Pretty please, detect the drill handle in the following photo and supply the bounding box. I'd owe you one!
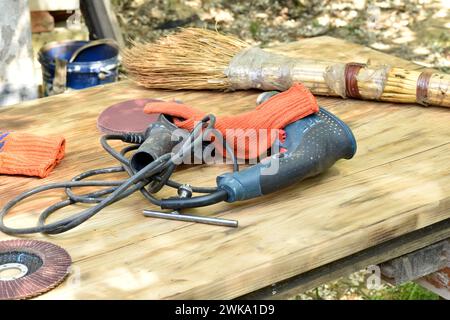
[217,108,357,202]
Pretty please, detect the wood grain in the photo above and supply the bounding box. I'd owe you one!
[240,218,450,299]
[0,37,449,299]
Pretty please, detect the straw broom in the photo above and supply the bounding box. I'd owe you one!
[123,28,450,108]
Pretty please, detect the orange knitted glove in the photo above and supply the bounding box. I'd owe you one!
[144,83,319,159]
[0,131,65,178]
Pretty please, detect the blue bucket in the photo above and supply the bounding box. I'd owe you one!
[38,40,119,96]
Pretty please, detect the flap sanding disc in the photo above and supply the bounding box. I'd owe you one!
[0,240,72,300]
[97,99,162,134]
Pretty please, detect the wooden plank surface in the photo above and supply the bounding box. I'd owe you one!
[0,36,449,299]
[240,219,450,299]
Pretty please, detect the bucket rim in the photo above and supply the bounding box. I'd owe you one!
[38,39,119,66]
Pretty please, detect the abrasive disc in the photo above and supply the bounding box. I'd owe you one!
[97,99,162,134]
[0,240,72,300]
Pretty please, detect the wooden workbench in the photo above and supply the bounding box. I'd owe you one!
[0,37,449,299]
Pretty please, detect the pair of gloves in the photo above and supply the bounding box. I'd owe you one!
[0,82,317,177]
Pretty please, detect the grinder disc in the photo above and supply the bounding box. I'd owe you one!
[97,99,162,134]
[0,240,72,300]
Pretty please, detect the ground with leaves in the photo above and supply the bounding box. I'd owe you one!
[113,0,449,72]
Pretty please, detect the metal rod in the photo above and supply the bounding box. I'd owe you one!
[143,210,238,228]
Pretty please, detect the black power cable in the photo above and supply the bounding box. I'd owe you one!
[0,115,237,236]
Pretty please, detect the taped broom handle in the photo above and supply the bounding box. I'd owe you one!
[227,48,450,107]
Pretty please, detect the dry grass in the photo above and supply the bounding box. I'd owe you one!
[122,27,248,90]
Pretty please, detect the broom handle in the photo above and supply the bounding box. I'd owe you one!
[226,48,450,107]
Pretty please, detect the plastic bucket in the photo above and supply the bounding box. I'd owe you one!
[38,40,119,96]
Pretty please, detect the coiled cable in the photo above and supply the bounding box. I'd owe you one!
[0,115,237,235]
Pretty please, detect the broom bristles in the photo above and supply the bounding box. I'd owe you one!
[123,28,450,107]
[122,28,249,90]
